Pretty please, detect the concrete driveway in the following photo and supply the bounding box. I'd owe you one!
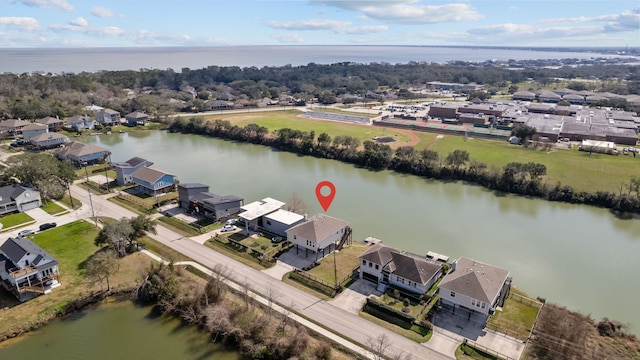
[329,279,381,314]
[432,305,525,360]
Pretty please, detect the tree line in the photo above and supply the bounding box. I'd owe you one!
[168,117,640,214]
[1,61,638,120]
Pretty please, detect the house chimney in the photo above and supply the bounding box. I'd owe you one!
[451,260,457,272]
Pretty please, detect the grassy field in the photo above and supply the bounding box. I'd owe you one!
[197,110,640,193]
[0,220,154,336]
[205,110,414,149]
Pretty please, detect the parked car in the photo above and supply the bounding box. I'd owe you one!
[226,218,238,225]
[271,236,283,243]
[18,229,34,237]
[220,224,236,232]
[39,222,57,231]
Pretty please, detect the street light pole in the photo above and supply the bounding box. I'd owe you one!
[83,162,97,226]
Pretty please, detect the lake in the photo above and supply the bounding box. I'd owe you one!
[0,300,239,360]
[81,130,640,334]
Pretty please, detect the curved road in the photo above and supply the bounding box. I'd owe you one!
[70,184,451,360]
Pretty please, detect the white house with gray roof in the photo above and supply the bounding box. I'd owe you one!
[0,184,41,215]
[285,214,350,259]
[21,123,48,141]
[0,237,60,301]
[56,141,110,167]
[359,243,442,295]
[439,257,511,316]
[29,132,69,149]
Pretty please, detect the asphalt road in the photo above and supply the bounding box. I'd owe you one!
[70,184,452,360]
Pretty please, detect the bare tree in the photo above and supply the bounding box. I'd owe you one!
[367,334,391,360]
[285,192,309,215]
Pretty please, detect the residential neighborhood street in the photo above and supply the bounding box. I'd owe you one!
[63,184,455,360]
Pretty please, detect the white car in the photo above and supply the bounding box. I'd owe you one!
[18,229,34,237]
[220,224,237,232]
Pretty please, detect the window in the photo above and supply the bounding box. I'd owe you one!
[471,299,476,306]
[368,262,372,268]
[266,220,271,225]
[362,259,366,265]
[481,302,486,309]
[450,291,456,298]
[375,264,379,270]
[398,277,405,284]
[293,235,296,240]
[476,301,480,307]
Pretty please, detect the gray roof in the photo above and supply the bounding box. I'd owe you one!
[0,237,57,268]
[125,157,151,167]
[131,167,172,184]
[56,141,109,159]
[30,133,68,143]
[360,243,441,285]
[285,214,349,244]
[199,192,243,206]
[440,257,509,303]
[37,117,63,125]
[125,111,148,119]
[22,123,48,131]
[0,184,35,206]
[179,183,209,190]
[0,119,30,128]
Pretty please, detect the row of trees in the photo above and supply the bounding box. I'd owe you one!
[168,117,640,214]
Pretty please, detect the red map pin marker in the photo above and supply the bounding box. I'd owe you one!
[315,181,336,212]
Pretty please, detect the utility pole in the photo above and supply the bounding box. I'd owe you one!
[83,162,97,226]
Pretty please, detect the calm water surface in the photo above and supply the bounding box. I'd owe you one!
[0,300,239,360]
[82,131,640,334]
[0,45,623,74]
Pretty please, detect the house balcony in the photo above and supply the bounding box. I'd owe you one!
[8,265,38,281]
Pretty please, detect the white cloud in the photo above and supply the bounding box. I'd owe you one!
[540,8,639,32]
[69,17,88,27]
[0,16,41,31]
[267,19,388,35]
[311,0,482,24]
[267,19,350,31]
[86,26,125,37]
[91,6,121,18]
[130,29,194,45]
[272,33,304,43]
[0,31,47,47]
[20,0,73,12]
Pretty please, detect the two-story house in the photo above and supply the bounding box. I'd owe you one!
[21,123,49,141]
[96,108,121,125]
[36,116,64,132]
[285,214,350,260]
[359,243,442,295]
[0,237,60,301]
[0,184,42,215]
[130,167,176,196]
[177,183,244,221]
[66,115,95,131]
[56,141,111,167]
[29,133,69,150]
[125,111,150,126]
[113,157,154,185]
[439,257,511,318]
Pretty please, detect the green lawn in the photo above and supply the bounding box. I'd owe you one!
[307,243,367,284]
[487,296,541,341]
[41,201,67,215]
[204,236,274,270]
[376,293,423,318]
[59,194,82,210]
[206,110,413,148]
[0,212,34,229]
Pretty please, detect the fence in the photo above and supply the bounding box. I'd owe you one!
[509,292,543,308]
[462,338,516,360]
[291,265,358,295]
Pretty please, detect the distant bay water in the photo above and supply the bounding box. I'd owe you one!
[0,45,625,74]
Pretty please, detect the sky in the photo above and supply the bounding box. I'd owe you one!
[0,0,638,48]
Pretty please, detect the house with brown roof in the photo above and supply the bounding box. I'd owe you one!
[285,214,351,260]
[359,243,443,295]
[55,141,110,167]
[439,257,511,316]
[130,167,176,196]
[29,132,69,150]
[0,119,31,135]
[0,237,60,301]
[21,123,48,141]
[36,116,64,131]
